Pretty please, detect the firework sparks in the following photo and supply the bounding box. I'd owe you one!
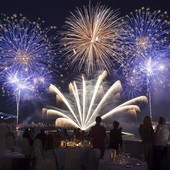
[6,71,33,92]
[0,14,60,93]
[60,3,123,75]
[117,48,170,99]
[116,7,170,99]
[46,71,147,130]
[116,47,170,120]
[4,70,35,125]
[121,7,170,59]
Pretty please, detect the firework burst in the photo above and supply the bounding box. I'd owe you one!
[60,3,123,75]
[45,71,147,130]
[4,70,35,125]
[116,7,170,99]
[5,71,34,94]
[116,48,170,99]
[0,14,61,95]
[121,7,170,59]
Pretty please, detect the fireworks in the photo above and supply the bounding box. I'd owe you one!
[60,3,123,75]
[0,14,60,94]
[46,71,147,130]
[117,48,170,99]
[5,70,35,125]
[115,7,170,99]
[7,72,32,92]
[121,7,170,59]
[4,70,36,97]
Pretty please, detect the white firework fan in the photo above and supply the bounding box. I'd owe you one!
[46,71,148,130]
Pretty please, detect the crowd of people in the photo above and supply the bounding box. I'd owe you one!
[89,115,170,170]
[0,115,169,170]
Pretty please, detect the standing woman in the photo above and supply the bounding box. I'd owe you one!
[153,116,170,170]
[139,116,154,170]
[108,120,122,152]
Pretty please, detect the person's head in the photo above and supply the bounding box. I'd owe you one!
[23,128,30,135]
[143,116,152,126]
[40,129,45,134]
[95,116,102,124]
[82,130,85,135]
[113,121,119,129]
[44,134,54,150]
[158,116,166,125]
[63,128,68,135]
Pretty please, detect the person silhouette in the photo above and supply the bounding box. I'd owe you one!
[90,116,106,158]
[108,120,122,152]
[139,116,154,170]
[153,116,170,170]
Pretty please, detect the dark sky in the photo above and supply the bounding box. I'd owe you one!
[0,0,170,29]
[0,0,170,123]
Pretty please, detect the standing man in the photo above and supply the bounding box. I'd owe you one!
[90,116,106,158]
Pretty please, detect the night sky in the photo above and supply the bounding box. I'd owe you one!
[0,0,170,28]
[0,0,170,124]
